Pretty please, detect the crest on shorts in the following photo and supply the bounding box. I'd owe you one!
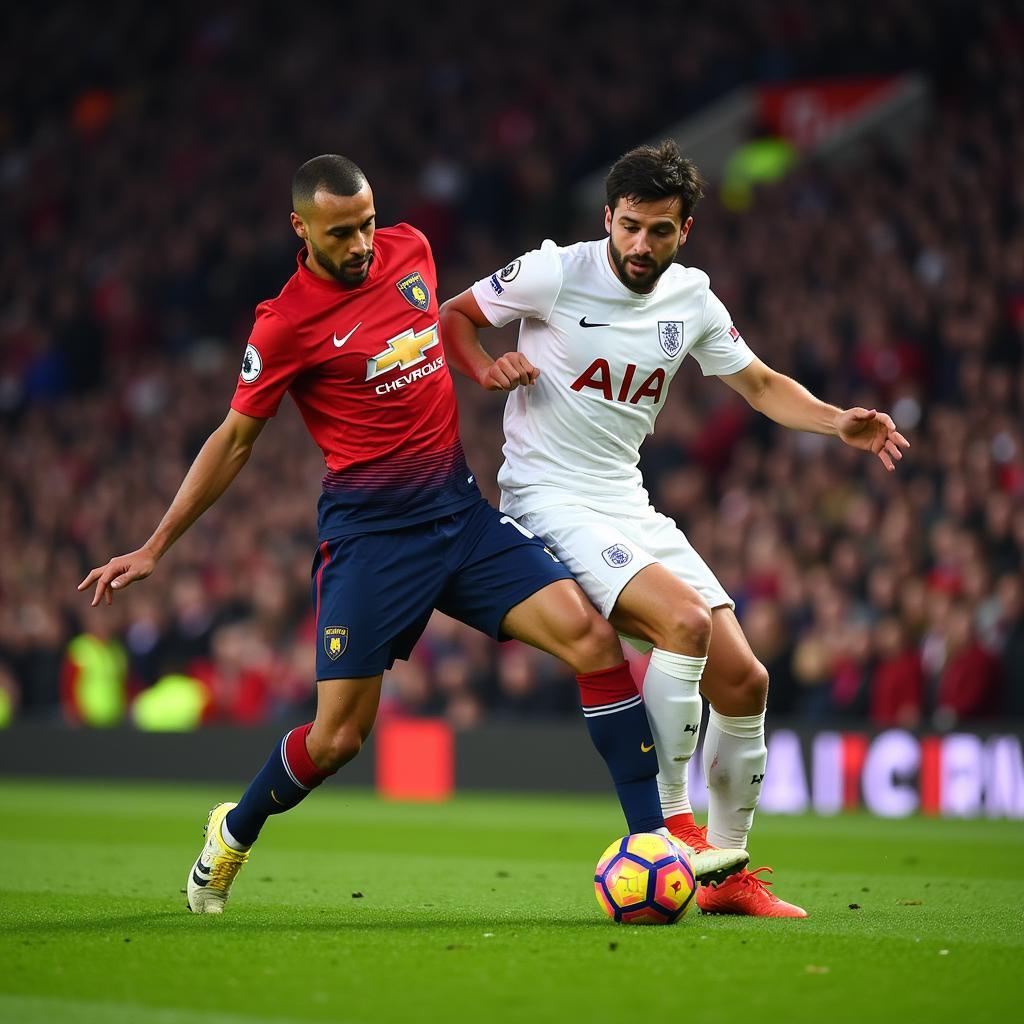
[602,544,633,568]
[396,271,431,312]
[658,321,684,358]
[324,626,349,660]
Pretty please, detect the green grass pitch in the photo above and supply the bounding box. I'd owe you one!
[1,779,1021,1024]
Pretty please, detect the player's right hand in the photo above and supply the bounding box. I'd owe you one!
[78,547,157,607]
[479,353,540,391]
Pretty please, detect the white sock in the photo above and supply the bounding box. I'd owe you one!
[704,707,767,850]
[220,818,250,852]
[642,649,706,818]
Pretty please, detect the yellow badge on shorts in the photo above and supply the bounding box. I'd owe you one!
[324,626,349,660]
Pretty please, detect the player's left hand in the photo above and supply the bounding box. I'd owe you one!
[478,353,540,392]
[837,407,910,471]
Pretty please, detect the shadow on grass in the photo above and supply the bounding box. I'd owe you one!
[3,909,613,937]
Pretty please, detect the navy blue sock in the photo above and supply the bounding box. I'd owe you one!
[225,724,330,847]
[578,663,664,834]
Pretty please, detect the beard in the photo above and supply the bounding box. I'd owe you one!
[608,238,675,293]
[309,241,375,286]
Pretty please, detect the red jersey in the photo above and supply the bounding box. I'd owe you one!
[231,224,479,537]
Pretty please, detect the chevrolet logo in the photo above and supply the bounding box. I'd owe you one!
[365,323,439,381]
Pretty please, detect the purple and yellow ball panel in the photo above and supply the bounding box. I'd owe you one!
[603,857,651,909]
[619,904,672,925]
[595,838,624,877]
[624,832,675,862]
[654,862,696,918]
[594,880,617,918]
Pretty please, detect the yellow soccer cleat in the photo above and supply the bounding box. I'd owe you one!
[186,802,250,914]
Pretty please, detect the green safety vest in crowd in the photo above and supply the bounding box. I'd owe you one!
[131,674,208,732]
[65,633,128,727]
[721,137,799,212]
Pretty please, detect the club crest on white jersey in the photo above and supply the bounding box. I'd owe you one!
[658,321,685,357]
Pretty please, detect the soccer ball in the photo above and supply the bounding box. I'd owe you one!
[594,832,696,925]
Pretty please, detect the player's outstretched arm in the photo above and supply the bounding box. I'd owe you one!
[439,290,539,392]
[78,409,267,606]
[720,357,909,472]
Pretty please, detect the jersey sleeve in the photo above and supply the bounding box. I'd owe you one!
[229,307,301,419]
[470,240,564,327]
[688,288,756,377]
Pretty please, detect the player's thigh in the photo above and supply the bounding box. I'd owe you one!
[519,504,728,652]
[615,508,732,649]
[500,578,621,671]
[609,562,711,652]
[310,527,444,682]
[434,502,576,643]
[630,507,733,612]
[702,606,769,715]
[517,505,658,621]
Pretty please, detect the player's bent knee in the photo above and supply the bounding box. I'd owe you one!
[529,585,622,671]
[705,658,768,716]
[308,724,364,773]
[733,660,769,712]
[565,611,623,672]
[660,599,713,654]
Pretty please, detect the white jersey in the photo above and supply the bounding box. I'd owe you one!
[471,238,755,518]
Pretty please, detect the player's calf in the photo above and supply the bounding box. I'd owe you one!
[578,662,663,834]
[224,723,334,849]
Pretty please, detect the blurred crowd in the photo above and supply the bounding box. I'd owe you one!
[1,1,1022,730]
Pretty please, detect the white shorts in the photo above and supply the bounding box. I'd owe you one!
[518,503,733,650]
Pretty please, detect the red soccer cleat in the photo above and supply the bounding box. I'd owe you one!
[666,814,713,852]
[696,866,808,918]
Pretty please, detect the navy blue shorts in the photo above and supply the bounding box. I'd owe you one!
[311,499,574,679]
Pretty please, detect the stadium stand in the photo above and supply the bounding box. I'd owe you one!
[1,1,1021,729]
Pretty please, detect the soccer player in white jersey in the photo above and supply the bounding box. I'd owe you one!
[439,140,909,917]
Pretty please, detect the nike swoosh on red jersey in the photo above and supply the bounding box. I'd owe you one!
[333,323,362,347]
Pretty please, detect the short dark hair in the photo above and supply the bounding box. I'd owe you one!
[292,154,367,212]
[605,140,705,221]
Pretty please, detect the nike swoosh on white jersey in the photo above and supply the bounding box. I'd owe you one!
[333,323,362,347]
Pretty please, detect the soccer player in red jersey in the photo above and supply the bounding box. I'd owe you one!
[79,155,700,914]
